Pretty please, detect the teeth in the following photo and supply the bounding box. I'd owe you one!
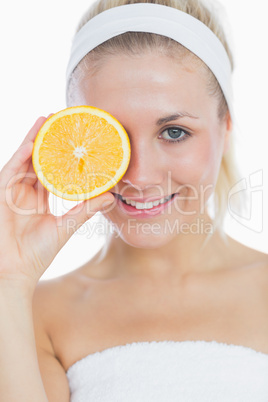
[121,194,173,209]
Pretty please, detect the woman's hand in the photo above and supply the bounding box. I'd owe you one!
[0,116,114,293]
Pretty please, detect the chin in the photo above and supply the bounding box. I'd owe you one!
[116,225,178,249]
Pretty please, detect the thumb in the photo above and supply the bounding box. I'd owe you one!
[56,192,115,246]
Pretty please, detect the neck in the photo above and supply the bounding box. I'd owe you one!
[94,214,230,282]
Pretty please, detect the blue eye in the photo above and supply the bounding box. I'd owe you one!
[160,127,190,143]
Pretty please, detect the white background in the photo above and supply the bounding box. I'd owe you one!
[1,1,267,280]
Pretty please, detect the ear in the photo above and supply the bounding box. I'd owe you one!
[223,110,232,154]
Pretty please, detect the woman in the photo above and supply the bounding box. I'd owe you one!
[1,0,268,400]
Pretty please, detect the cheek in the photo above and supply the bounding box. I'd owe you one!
[167,135,223,187]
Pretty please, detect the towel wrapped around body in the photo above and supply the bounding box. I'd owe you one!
[66,340,268,401]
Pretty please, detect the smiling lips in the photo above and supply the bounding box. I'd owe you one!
[113,193,176,210]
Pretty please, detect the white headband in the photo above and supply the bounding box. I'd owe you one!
[66,3,234,120]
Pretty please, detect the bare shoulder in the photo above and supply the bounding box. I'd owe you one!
[225,234,268,265]
[226,234,268,295]
[32,271,88,338]
[33,271,84,310]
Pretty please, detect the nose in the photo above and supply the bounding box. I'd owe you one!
[121,137,163,190]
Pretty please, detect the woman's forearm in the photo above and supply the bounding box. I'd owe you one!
[0,284,48,402]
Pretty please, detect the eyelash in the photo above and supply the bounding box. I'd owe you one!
[159,127,191,144]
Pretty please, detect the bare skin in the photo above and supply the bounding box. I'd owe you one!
[33,53,268,379]
[0,50,267,401]
[33,234,268,376]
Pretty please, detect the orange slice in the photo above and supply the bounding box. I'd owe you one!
[32,106,131,200]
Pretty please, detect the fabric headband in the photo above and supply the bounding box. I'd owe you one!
[66,3,234,120]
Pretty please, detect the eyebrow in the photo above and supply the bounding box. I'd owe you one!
[156,112,199,126]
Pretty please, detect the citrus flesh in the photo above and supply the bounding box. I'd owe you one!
[32,106,131,200]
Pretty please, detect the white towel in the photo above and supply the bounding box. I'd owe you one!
[66,340,268,401]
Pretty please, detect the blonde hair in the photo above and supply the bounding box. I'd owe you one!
[67,0,243,239]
